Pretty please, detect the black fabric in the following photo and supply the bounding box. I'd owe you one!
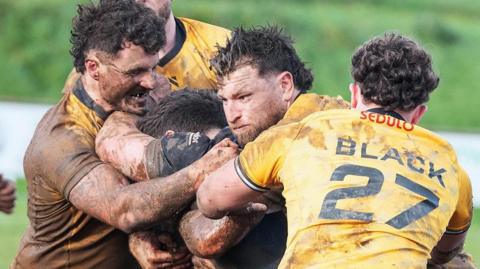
[72,79,110,120]
[212,126,237,145]
[155,128,236,177]
[158,17,187,67]
[215,211,288,269]
[366,107,405,121]
[158,132,213,176]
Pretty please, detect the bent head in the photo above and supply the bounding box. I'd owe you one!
[70,0,166,115]
[211,26,314,146]
[136,0,172,20]
[138,89,227,138]
[350,33,439,124]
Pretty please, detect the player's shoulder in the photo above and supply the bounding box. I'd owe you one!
[35,93,97,145]
[178,17,229,32]
[297,93,350,111]
[25,99,97,171]
[178,17,230,40]
[412,125,458,157]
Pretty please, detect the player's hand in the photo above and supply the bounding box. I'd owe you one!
[190,138,239,189]
[159,128,237,177]
[129,231,193,269]
[0,175,16,214]
[192,257,217,269]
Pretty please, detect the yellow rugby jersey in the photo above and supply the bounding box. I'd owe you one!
[155,17,230,91]
[236,95,472,269]
[16,80,140,268]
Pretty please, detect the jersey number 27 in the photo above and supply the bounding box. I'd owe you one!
[319,164,439,229]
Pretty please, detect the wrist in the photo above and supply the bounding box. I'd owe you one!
[187,162,205,191]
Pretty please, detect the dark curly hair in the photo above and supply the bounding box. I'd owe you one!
[211,26,314,92]
[70,0,165,73]
[138,89,227,138]
[351,33,439,111]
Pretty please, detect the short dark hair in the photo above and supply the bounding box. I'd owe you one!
[351,33,439,111]
[138,89,227,137]
[70,0,165,73]
[211,26,314,92]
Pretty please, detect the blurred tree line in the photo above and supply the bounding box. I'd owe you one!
[0,0,479,130]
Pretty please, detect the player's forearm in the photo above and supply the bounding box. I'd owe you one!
[179,209,264,258]
[429,231,467,265]
[111,169,199,233]
[96,112,153,181]
[70,165,200,233]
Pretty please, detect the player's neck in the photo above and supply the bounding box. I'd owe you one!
[362,103,413,123]
[80,75,115,113]
[159,13,176,59]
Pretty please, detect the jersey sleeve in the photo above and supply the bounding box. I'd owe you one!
[40,126,103,200]
[236,122,303,192]
[144,138,166,179]
[446,166,473,234]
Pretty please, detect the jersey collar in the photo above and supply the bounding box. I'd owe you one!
[157,17,187,67]
[72,79,110,121]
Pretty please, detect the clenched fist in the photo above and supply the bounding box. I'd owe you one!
[0,174,16,214]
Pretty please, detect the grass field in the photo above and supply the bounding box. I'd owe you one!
[0,180,478,268]
[1,0,480,131]
[0,1,478,266]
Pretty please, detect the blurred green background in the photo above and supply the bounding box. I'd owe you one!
[1,0,480,130]
[0,0,478,267]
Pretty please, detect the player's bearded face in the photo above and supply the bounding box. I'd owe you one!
[234,100,286,147]
[219,65,288,147]
[96,44,160,115]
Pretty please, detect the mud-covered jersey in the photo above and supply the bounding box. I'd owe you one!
[155,17,230,91]
[236,94,472,269]
[14,80,139,269]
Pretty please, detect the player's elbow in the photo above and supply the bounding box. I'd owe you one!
[96,136,120,164]
[189,239,226,259]
[197,186,226,219]
[115,207,151,233]
[115,212,139,233]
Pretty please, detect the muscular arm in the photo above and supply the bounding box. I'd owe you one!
[428,231,468,265]
[69,163,197,233]
[96,112,154,181]
[429,167,472,265]
[179,205,265,258]
[70,140,237,233]
[197,159,262,219]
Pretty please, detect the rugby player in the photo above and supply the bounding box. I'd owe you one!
[12,1,236,268]
[96,89,287,269]
[94,25,346,269]
[63,0,230,94]
[0,174,15,214]
[197,29,473,268]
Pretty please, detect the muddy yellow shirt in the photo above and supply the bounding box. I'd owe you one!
[14,81,139,269]
[236,94,472,269]
[155,17,230,90]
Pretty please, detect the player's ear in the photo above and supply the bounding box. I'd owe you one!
[164,130,175,137]
[84,54,100,81]
[278,71,295,103]
[349,83,359,109]
[410,104,427,125]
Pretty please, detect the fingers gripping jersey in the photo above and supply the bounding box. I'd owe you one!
[237,94,472,269]
[155,17,230,91]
